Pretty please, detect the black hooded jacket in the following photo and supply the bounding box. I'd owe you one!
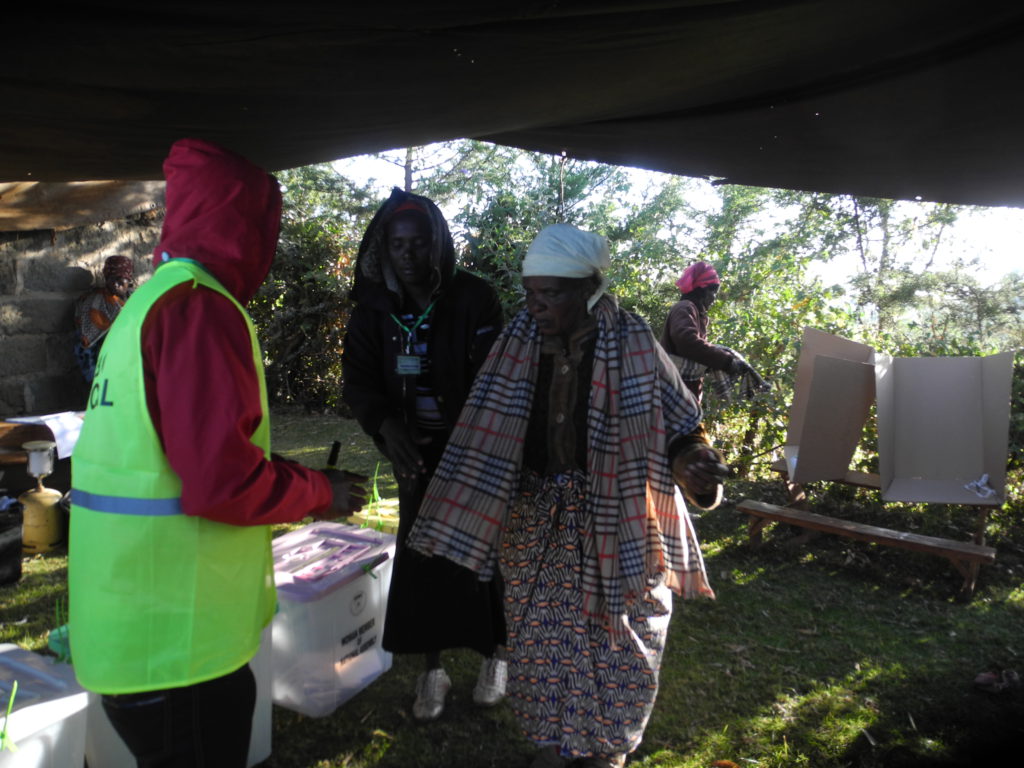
[342,188,503,454]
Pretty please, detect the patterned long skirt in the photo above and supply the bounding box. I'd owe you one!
[498,470,672,762]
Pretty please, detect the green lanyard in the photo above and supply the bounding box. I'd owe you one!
[390,300,436,354]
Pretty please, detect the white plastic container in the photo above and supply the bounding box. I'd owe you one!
[247,625,273,765]
[81,625,274,767]
[0,644,88,768]
[270,522,395,717]
[83,692,133,768]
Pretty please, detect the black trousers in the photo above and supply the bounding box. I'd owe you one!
[101,663,255,768]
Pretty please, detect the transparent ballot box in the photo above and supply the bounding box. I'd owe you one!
[270,523,396,717]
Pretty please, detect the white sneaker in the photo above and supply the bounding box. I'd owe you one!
[412,668,451,721]
[472,657,507,707]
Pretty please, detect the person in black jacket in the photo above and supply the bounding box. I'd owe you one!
[659,260,766,403]
[342,188,507,721]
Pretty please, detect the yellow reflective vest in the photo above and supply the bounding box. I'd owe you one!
[69,258,275,694]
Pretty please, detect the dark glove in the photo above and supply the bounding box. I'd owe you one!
[672,445,729,509]
[728,356,754,377]
[315,469,369,520]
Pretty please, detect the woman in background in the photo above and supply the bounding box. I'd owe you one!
[73,255,135,382]
[660,260,765,402]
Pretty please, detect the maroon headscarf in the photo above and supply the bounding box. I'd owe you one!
[102,255,134,281]
[675,261,720,294]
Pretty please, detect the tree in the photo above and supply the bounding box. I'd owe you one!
[447,144,636,312]
[265,143,1020,491]
[824,196,961,340]
[688,185,853,475]
[601,173,705,326]
[908,264,1024,355]
[249,164,378,412]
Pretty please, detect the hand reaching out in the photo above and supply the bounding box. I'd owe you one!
[672,446,729,500]
[318,469,369,519]
[378,417,430,480]
[729,356,771,391]
[728,356,754,377]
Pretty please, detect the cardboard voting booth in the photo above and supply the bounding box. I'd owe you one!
[783,328,1014,505]
[743,327,1013,599]
[271,522,395,718]
[876,352,1015,506]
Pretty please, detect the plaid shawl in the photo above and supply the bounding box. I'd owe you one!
[408,295,714,644]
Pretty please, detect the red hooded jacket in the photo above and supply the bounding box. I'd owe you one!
[140,138,331,524]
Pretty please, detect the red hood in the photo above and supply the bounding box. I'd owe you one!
[153,138,281,305]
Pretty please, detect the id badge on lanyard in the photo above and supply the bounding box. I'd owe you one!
[391,300,435,376]
[395,354,422,375]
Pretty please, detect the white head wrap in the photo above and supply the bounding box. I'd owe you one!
[522,223,611,310]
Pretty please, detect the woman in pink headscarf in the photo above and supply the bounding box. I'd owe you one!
[659,260,754,401]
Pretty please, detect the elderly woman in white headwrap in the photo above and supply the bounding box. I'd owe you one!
[409,223,727,768]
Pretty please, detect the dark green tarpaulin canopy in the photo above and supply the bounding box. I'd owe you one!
[3,0,1023,229]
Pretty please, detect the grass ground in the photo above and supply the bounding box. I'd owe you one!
[2,407,1022,767]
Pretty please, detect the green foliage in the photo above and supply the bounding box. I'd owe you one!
[602,174,703,325]
[259,142,1021,497]
[820,196,962,337]
[250,164,378,413]
[900,267,1024,354]
[691,185,855,475]
[448,143,638,314]
[1008,357,1024,475]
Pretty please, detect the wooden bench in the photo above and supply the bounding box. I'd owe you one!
[769,455,994,541]
[742,459,999,600]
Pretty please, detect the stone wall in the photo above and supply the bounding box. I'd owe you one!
[0,209,164,416]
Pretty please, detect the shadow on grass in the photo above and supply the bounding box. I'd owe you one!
[258,412,1024,767]
[261,502,1024,767]
[632,489,1024,768]
[266,650,532,768]
[1,410,1019,766]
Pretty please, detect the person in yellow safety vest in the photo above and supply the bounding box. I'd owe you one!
[69,137,367,768]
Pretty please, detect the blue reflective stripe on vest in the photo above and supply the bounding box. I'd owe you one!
[72,489,183,516]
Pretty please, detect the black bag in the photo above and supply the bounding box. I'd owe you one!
[0,505,23,586]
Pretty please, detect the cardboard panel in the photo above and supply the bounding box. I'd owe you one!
[874,353,896,495]
[877,352,1014,505]
[786,328,875,445]
[787,356,875,483]
[784,327,1014,504]
[982,351,1016,495]
[784,328,876,483]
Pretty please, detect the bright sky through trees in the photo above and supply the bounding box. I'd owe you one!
[334,148,1024,288]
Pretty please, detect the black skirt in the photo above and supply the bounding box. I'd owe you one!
[381,438,506,656]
